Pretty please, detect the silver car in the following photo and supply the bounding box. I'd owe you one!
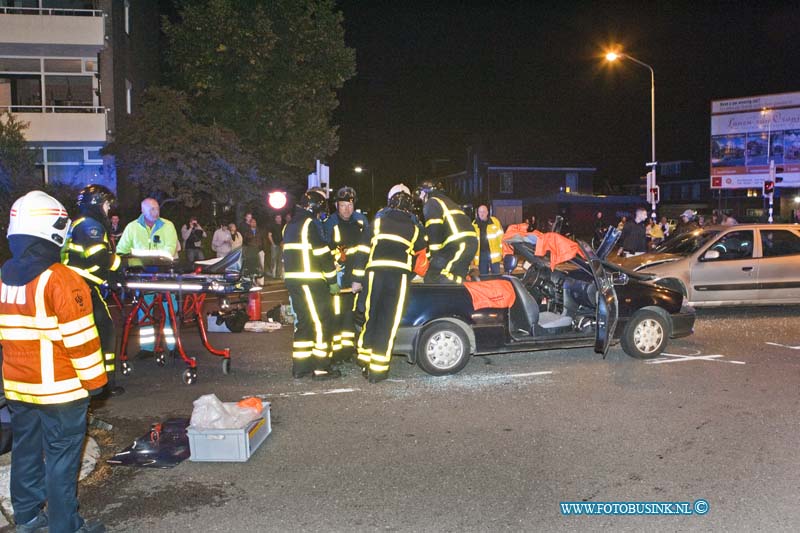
[615,224,800,307]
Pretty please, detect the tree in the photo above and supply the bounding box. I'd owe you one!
[0,111,38,197]
[164,0,355,175]
[104,87,260,211]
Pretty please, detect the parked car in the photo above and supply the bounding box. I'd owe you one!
[391,230,695,376]
[613,223,800,307]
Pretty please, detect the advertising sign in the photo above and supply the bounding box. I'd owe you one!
[710,91,800,189]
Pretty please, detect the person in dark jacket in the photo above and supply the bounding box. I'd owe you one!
[357,184,427,382]
[63,184,124,397]
[414,181,477,284]
[322,186,370,362]
[619,208,648,257]
[283,190,340,380]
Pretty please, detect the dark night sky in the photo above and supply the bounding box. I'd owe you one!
[330,0,800,197]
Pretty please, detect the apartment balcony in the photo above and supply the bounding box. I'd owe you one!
[4,106,107,142]
[0,6,104,57]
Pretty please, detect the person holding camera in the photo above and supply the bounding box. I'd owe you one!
[181,217,207,263]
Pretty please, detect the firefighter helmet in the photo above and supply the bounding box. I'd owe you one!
[299,190,328,215]
[388,184,413,212]
[335,186,357,204]
[77,184,116,216]
[680,209,696,220]
[7,190,71,246]
[413,180,441,202]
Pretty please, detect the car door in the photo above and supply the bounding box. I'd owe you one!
[580,242,618,355]
[756,228,800,302]
[690,229,758,304]
[595,226,622,260]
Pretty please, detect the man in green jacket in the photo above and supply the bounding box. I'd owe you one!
[116,198,179,358]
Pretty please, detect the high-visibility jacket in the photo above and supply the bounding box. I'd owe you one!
[282,209,337,283]
[323,211,371,286]
[422,191,477,252]
[361,208,427,272]
[63,215,121,286]
[115,215,179,258]
[473,216,504,264]
[0,264,107,404]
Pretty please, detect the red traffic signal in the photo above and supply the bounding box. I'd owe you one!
[763,180,775,195]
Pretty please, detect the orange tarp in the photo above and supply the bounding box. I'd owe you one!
[501,227,586,270]
[464,279,516,310]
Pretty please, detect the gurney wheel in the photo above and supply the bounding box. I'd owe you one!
[222,358,231,375]
[121,361,132,376]
[155,351,167,367]
[182,368,197,385]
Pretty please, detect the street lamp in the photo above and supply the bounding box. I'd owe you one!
[605,50,657,218]
[354,166,375,213]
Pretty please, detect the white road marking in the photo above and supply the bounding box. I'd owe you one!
[253,388,359,398]
[766,342,800,350]
[646,352,746,365]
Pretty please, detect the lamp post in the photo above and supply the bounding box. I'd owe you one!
[761,108,775,223]
[605,50,657,218]
[354,166,374,213]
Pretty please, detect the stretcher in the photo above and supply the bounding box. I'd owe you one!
[113,250,254,384]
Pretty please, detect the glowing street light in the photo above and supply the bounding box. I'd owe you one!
[268,191,287,210]
[605,48,658,217]
[354,165,375,212]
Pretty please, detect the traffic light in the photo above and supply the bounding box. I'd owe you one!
[763,180,775,196]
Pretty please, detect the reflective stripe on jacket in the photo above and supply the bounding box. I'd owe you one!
[282,210,337,282]
[0,264,107,404]
[63,216,121,286]
[422,192,477,252]
[363,208,427,272]
[473,216,504,264]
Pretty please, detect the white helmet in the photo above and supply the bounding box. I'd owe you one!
[681,209,696,220]
[7,190,71,246]
[387,184,411,201]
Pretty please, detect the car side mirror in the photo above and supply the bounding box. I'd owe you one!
[702,249,720,261]
[611,271,629,285]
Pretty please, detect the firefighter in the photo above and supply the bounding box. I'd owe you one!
[115,198,179,359]
[322,186,370,362]
[357,184,427,382]
[63,184,125,396]
[0,191,108,533]
[283,190,341,379]
[414,180,478,284]
[472,204,504,275]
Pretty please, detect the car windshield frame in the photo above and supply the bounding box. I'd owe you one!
[652,229,720,256]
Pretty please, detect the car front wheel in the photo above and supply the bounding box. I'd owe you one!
[621,310,669,359]
[416,322,471,376]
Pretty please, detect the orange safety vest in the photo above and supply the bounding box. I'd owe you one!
[0,264,107,405]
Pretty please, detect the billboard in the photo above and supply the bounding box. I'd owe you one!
[710,91,800,189]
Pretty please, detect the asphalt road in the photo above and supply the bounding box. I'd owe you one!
[75,293,800,532]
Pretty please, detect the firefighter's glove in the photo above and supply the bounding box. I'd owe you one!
[329,283,341,295]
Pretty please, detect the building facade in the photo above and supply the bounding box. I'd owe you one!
[0,0,160,194]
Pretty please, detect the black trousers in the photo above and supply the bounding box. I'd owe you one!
[90,286,117,385]
[426,238,479,283]
[332,291,357,360]
[286,280,333,374]
[357,269,410,376]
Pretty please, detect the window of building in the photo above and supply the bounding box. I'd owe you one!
[760,230,800,258]
[0,75,42,111]
[37,146,114,191]
[566,172,577,192]
[499,172,513,193]
[125,79,132,114]
[44,75,93,108]
[0,56,99,111]
[124,0,130,34]
[692,183,701,199]
[43,1,96,9]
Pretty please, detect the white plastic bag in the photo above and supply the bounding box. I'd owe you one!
[190,394,262,429]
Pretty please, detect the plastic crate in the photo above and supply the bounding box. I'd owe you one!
[187,402,271,462]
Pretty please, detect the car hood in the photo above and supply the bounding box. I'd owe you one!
[619,252,684,272]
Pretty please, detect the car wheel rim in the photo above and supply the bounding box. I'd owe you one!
[633,318,664,354]
[426,331,464,370]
